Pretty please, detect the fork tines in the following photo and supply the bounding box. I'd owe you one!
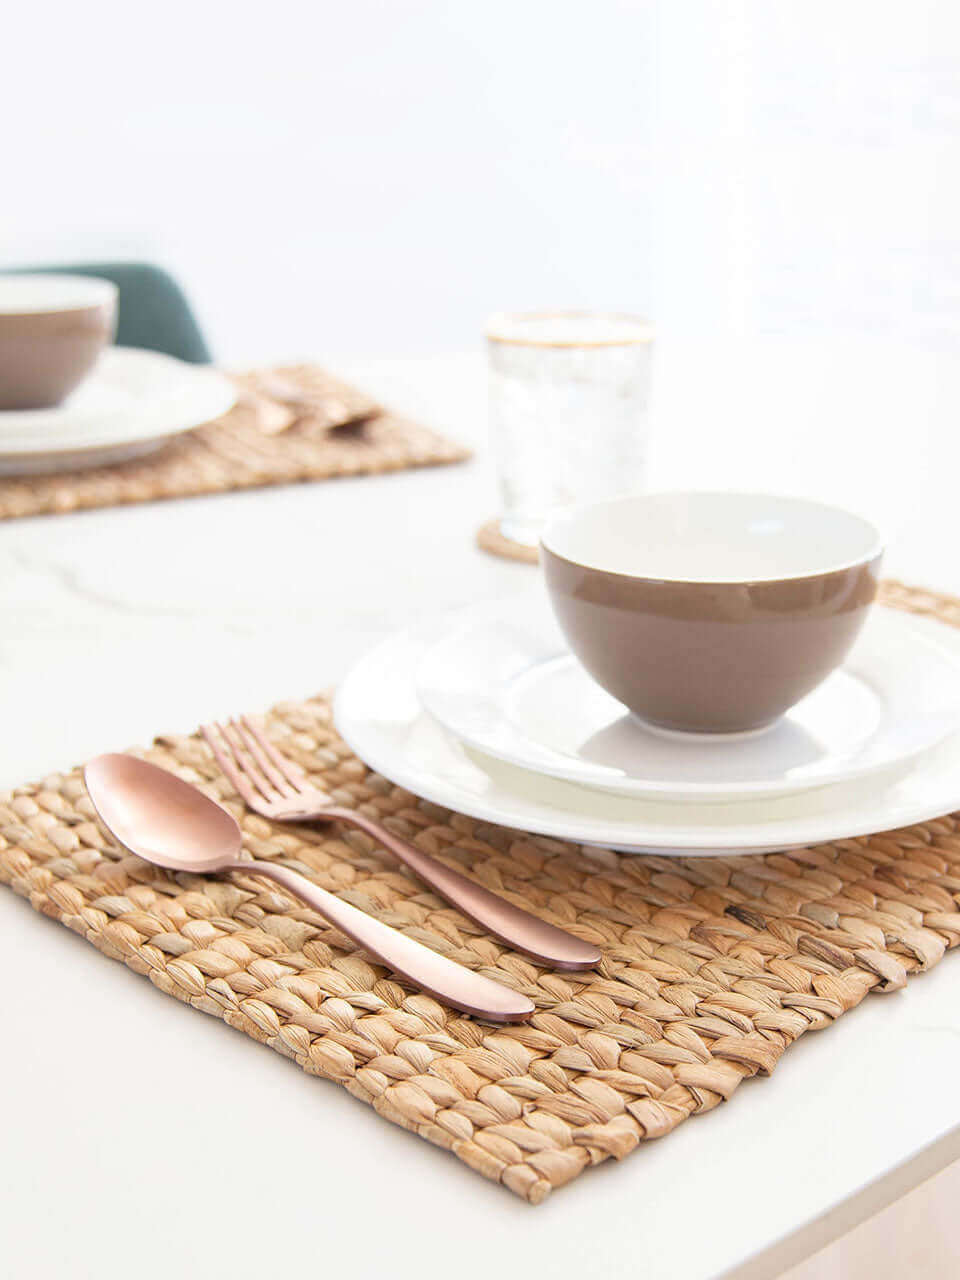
[201,718,308,810]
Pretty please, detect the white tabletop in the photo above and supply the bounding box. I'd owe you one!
[3,339,960,1280]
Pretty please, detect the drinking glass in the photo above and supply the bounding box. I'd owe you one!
[486,311,654,547]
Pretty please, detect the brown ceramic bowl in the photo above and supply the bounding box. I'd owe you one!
[541,492,884,735]
[0,275,118,410]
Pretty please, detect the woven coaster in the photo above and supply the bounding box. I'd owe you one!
[2,579,960,1204]
[0,364,470,521]
[476,519,539,564]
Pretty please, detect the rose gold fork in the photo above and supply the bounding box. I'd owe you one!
[201,717,601,971]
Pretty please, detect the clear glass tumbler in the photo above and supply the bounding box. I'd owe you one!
[486,311,654,547]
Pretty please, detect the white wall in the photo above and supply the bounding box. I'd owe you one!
[4,1,960,362]
[1,0,655,361]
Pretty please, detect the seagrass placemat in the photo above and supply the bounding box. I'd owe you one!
[0,364,469,521]
[2,579,960,1204]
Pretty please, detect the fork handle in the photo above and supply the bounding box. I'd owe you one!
[239,860,534,1023]
[323,809,601,971]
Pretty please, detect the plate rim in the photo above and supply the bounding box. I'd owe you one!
[334,605,960,854]
[415,598,960,802]
[0,347,236,454]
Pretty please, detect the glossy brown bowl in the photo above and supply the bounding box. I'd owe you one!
[0,275,117,410]
[541,492,884,735]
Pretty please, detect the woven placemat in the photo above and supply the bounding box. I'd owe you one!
[0,364,469,521]
[2,579,960,1204]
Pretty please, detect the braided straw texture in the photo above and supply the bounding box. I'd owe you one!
[2,579,960,1204]
[0,364,469,521]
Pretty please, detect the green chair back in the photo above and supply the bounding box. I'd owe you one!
[3,262,212,364]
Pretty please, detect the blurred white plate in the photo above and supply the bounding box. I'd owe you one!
[0,347,236,474]
[335,608,960,855]
[416,597,960,802]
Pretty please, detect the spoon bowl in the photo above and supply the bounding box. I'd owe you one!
[84,753,240,874]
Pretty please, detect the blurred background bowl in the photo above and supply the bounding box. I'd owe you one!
[0,274,117,410]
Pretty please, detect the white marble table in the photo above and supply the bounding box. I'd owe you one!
[3,340,960,1280]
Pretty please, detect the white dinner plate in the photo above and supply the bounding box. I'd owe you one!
[0,347,236,474]
[416,596,960,802]
[334,606,960,855]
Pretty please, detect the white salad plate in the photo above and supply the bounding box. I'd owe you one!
[0,347,236,475]
[416,596,960,803]
[334,605,960,855]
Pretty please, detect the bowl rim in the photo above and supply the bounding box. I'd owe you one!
[0,273,118,317]
[540,490,885,587]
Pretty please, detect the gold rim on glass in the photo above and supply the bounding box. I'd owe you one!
[485,309,655,348]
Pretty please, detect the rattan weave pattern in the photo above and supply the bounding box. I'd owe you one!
[0,364,469,521]
[2,580,960,1203]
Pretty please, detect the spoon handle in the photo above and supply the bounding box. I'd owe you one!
[240,860,534,1023]
[324,808,601,970]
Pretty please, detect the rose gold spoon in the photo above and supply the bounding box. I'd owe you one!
[201,717,602,972]
[84,753,535,1024]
